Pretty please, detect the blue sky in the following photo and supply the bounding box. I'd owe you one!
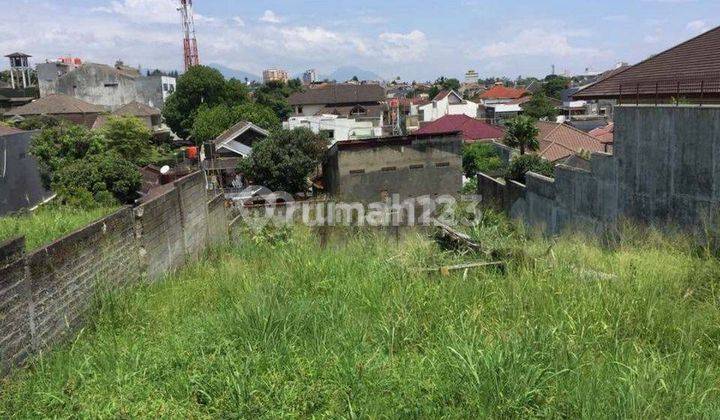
[1,0,718,80]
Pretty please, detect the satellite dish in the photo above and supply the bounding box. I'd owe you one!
[160,165,170,175]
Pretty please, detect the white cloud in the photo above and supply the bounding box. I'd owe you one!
[93,0,180,24]
[233,17,245,27]
[686,19,710,34]
[378,30,427,61]
[259,10,282,24]
[479,28,602,58]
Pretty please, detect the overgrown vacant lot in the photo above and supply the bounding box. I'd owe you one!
[0,205,117,250]
[2,225,720,417]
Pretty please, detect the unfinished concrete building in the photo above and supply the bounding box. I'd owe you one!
[37,61,176,111]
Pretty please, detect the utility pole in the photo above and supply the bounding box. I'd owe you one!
[178,0,200,71]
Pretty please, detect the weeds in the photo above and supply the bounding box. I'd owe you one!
[1,222,720,417]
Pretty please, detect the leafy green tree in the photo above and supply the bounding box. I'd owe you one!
[237,128,328,194]
[254,80,302,121]
[162,65,245,139]
[225,78,250,105]
[508,154,555,183]
[30,123,106,187]
[102,115,155,166]
[542,74,571,99]
[522,92,558,120]
[462,143,507,177]
[191,103,281,144]
[52,151,142,206]
[503,116,540,155]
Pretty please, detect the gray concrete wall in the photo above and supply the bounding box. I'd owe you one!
[327,134,463,202]
[0,171,228,375]
[0,131,54,216]
[479,106,720,235]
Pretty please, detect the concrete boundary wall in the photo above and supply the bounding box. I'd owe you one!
[478,106,720,235]
[0,171,228,375]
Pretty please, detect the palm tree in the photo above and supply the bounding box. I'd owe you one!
[503,115,540,155]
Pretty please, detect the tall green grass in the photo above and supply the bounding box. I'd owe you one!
[1,226,719,417]
[0,205,117,251]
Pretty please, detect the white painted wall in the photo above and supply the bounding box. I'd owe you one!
[284,114,383,145]
[414,93,479,122]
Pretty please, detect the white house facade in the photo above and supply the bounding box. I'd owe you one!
[411,90,479,123]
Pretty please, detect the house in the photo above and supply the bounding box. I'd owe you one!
[92,101,169,141]
[535,121,606,162]
[0,129,54,215]
[37,60,176,110]
[478,83,530,105]
[573,26,720,105]
[0,87,36,113]
[286,84,386,143]
[412,90,479,123]
[589,122,614,153]
[202,121,270,190]
[4,93,107,127]
[323,132,463,202]
[415,114,504,143]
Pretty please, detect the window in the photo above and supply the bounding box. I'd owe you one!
[435,162,450,168]
[163,83,169,92]
[104,82,118,88]
[349,169,365,175]
[409,164,424,170]
[381,166,397,172]
[297,106,303,114]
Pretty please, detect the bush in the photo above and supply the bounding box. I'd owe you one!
[462,142,506,178]
[51,152,142,206]
[237,128,328,194]
[508,154,555,183]
[102,116,155,166]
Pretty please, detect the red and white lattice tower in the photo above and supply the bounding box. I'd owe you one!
[179,0,200,71]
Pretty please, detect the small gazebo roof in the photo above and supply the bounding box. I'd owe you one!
[5,52,32,58]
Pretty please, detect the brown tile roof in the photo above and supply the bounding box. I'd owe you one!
[536,121,605,162]
[4,94,107,116]
[589,123,614,144]
[574,26,720,99]
[289,83,385,106]
[113,101,160,117]
[0,125,24,136]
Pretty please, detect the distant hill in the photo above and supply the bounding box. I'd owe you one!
[208,64,261,83]
[320,66,384,82]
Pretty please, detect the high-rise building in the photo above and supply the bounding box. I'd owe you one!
[263,68,289,84]
[302,69,317,85]
[464,69,479,84]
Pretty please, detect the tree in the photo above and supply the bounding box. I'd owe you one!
[191,103,281,144]
[543,74,570,99]
[52,151,142,206]
[523,92,558,120]
[254,80,302,121]
[503,116,540,155]
[102,115,155,166]
[462,143,507,178]
[237,128,328,194]
[162,65,245,139]
[13,115,61,131]
[30,121,147,206]
[508,154,555,183]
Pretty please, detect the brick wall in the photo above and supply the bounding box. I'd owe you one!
[0,171,228,375]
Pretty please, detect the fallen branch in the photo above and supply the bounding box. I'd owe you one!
[433,220,484,253]
[418,261,505,276]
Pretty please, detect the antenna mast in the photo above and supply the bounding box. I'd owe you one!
[179,0,200,71]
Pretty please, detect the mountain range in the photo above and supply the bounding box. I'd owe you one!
[210,63,383,83]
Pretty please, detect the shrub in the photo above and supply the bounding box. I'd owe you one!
[508,154,555,183]
[462,142,506,178]
[51,152,141,205]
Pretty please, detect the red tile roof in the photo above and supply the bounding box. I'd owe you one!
[589,123,614,144]
[536,121,606,162]
[479,85,529,100]
[574,26,720,99]
[415,114,505,142]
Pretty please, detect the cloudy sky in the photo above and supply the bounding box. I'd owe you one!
[0,0,718,81]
